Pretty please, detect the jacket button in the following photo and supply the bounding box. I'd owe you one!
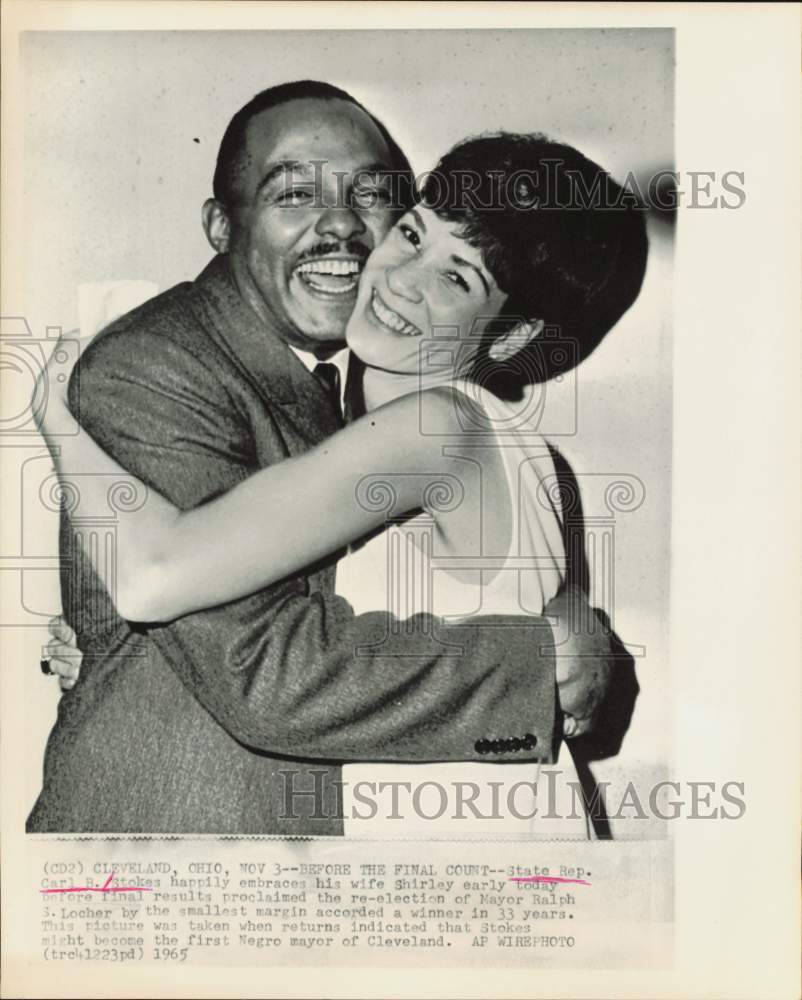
[510,737,522,751]
[475,739,489,754]
[524,733,537,750]
[490,739,502,753]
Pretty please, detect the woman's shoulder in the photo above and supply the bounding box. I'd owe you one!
[350,384,484,474]
[418,380,538,437]
[413,381,493,438]
[362,380,548,465]
[365,383,465,436]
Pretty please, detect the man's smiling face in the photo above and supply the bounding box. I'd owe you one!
[217,97,398,352]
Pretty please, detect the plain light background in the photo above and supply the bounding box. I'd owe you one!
[17,29,673,829]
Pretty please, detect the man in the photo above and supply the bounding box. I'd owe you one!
[30,80,616,834]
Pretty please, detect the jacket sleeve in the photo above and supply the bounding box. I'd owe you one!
[68,324,558,764]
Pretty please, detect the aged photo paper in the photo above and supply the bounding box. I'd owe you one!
[1,2,799,998]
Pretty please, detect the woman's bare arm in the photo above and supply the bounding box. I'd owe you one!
[40,374,463,623]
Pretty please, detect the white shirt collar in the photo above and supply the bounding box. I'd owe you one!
[288,344,350,412]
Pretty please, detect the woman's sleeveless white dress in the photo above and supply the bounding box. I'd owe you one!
[336,381,592,840]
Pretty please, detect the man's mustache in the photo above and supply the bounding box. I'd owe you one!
[294,241,371,265]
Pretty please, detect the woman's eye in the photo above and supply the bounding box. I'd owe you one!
[397,224,420,248]
[444,270,470,293]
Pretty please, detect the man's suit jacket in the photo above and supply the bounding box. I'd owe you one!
[27,255,558,834]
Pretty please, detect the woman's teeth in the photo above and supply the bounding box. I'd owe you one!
[370,290,422,336]
[295,259,362,295]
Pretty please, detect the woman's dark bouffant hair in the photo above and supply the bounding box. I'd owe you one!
[418,132,649,392]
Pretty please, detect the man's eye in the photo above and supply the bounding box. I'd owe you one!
[352,186,393,209]
[276,189,313,206]
[397,223,420,248]
[444,270,470,293]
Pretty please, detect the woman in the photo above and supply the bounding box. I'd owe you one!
[38,132,648,837]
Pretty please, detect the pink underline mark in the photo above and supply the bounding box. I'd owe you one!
[40,871,153,895]
[509,875,591,886]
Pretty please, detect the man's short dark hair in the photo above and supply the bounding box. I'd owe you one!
[213,79,414,211]
[419,132,649,386]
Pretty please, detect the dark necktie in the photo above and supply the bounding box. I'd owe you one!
[343,352,366,423]
[314,362,342,424]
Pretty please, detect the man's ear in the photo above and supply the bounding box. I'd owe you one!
[202,198,232,254]
[487,318,544,362]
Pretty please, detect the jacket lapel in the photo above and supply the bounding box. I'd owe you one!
[192,256,343,445]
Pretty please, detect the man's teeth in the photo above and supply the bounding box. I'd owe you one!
[295,259,361,296]
[370,290,421,337]
[296,259,362,276]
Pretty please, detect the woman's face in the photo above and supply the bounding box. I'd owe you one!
[345,205,508,376]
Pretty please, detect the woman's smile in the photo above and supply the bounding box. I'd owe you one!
[368,288,423,337]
